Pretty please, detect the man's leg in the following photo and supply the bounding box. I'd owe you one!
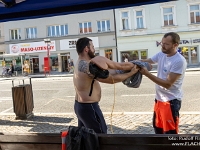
[74,100,107,134]
[153,100,163,134]
[159,100,181,134]
[165,99,181,134]
[78,119,84,127]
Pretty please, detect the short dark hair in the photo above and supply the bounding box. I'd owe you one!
[163,32,180,44]
[76,37,92,55]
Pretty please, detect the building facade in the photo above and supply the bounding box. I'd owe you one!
[115,0,200,68]
[0,23,6,74]
[3,9,117,74]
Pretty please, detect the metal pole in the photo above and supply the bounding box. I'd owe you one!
[47,44,50,75]
[21,55,23,75]
[113,9,119,62]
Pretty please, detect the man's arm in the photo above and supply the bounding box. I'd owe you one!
[78,59,139,84]
[140,67,181,89]
[91,56,135,71]
[140,58,155,64]
[97,65,139,84]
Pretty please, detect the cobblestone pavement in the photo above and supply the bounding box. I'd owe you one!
[0,69,200,135]
[0,113,199,134]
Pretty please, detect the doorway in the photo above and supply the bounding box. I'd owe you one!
[62,56,69,72]
[32,58,39,73]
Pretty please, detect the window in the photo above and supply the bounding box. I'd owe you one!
[26,27,37,39]
[97,20,110,32]
[190,5,200,23]
[121,12,129,30]
[136,11,144,28]
[47,24,68,37]
[163,7,174,26]
[10,29,21,40]
[79,22,92,33]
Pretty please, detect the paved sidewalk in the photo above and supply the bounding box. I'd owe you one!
[0,112,199,134]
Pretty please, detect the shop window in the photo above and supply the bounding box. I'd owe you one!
[178,46,198,64]
[121,50,147,62]
[2,56,23,73]
[141,51,147,59]
[105,49,112,60]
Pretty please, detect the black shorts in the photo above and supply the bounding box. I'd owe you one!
[74,100,107,134]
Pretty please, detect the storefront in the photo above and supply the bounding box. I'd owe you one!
[6,35,116,74]
[8,41,56,73]
[117,33,200,68]
[177,38,200,66]
[59,37,100,70]
[0,54,24,74]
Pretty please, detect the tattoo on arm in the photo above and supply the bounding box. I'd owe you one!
[78,60,94,78]
[78,60,88,73]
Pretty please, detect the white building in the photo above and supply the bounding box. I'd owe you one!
[115,0,200,68]
[0,23,6,73]
[3,9,117,73]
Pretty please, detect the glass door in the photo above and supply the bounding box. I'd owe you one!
[178,46,198,65]
[191,47,198,64]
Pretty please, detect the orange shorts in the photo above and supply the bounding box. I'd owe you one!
[153,99,181,134]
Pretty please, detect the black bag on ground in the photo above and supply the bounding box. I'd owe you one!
[66,126,99,150]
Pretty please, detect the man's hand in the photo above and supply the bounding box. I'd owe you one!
[148,63,153,71]
[139,66,149,76]
[130,64,139,75]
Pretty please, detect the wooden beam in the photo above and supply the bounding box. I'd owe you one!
[0,133,200,150]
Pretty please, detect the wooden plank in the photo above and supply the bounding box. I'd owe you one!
[0,134,60,143]
[0,133,200,150]
[99,145,200,150]
[0,144,61,150]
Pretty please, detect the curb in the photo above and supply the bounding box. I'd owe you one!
[0,68,199,79]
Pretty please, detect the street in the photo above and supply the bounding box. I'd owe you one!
[0,71,200,114]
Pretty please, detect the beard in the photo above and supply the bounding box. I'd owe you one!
[88,48,95,58]
[162,47,171,54]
